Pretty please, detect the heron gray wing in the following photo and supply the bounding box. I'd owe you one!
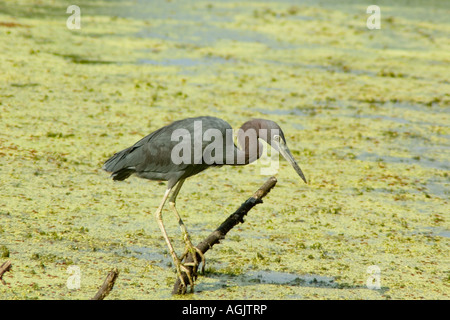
[103,116,233,182]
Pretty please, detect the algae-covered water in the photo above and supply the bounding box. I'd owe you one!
[0,0,449,300]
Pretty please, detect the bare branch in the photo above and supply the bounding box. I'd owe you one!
[91,268,120,300]
[0,261,12,285]
[173,176,277,294]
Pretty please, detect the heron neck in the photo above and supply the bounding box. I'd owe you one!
[235,123,264,165]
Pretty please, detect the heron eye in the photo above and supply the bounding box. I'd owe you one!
[273,135,280,142]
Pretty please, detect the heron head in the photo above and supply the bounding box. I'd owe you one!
[244,119,307,184]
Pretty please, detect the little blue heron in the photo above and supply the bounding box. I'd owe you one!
[103,116,306,291]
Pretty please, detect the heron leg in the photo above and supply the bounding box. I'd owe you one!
[168,179,206,275]
[154,187,194,292]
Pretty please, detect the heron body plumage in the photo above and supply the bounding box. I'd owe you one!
[103,116,232,188]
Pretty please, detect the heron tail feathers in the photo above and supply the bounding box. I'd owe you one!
[103,146,138,181]
[109,167,135,181]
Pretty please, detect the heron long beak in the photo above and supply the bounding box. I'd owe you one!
[278,143,307,183]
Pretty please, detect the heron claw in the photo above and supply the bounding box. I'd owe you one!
[181,244,205,276]
[175,259,195,293]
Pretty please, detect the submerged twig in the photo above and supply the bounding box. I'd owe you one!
[0,260,12,285]
[91,268,120,300]
[173,176,278,294]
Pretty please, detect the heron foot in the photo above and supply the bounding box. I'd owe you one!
[175,258,195,294]
[181,244,205,276]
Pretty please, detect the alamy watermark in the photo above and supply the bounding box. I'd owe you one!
[170,120,280,175]
[367,5,381,30]
[366,265,381,290]
[66,265,81,290]
[66,5,81,30]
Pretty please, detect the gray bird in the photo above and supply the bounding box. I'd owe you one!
[103,116,306,291]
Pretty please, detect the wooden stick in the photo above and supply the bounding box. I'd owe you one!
[173,176,277,294]
[91,268,119,300]
[0,261,12,285]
